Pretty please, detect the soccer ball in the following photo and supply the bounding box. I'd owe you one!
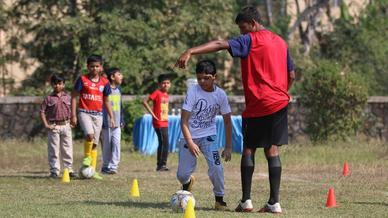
[79,166,95,179]
[170,190,196,213]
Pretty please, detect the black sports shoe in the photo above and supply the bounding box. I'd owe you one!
[69,172,77,178]
[49,172,58,179]
[156,165,169,171]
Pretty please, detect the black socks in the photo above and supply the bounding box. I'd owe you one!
[267,155,282,205]
[241,153,255,202]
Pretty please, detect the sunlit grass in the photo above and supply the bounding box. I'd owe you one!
[0,138,387,217]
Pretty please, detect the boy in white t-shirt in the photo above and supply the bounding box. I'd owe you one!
[177,60,232,211]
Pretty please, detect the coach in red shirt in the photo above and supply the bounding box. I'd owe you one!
[175,6,295,214]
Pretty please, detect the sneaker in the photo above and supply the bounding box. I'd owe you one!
[235,199,253,212]
[92,172,103,180]
[49,172,58,179]
[101,168,110,174]
[182,175,195,192]
[69,172,77,178]
[108,169,117,174]
[215,201,230,211]
[258,202,282,214]
[82,156,92,166]
[156,165,169,171]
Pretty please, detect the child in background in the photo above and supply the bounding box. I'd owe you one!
[101,68,124,174]
[40,74,76,178]
[177,60,232,211]
[142,74,171,171]
[70,54,115,180]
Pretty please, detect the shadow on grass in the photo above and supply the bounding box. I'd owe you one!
[352,201,388,207]
[0,171,49,179]
[85,200,170,209]
[84,200,226,212]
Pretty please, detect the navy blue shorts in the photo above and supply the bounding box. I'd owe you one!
[242,106,288,148]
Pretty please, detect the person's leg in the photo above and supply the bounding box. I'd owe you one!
[60,123,74,174]
[110,127,121,172]
[264,145,281,205]
[91,114,103,171]
[160,127,169,168]
[47,127,60,177]
[241,147,256,202]
[176,139,197,191]
[155,128,163,169]
[78,112,94,166]
[101,128,112,172]
[199,135,228,210]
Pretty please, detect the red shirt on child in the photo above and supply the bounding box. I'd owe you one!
[148,89,169,128]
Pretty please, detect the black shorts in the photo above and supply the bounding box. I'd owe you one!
[242,106,288,148]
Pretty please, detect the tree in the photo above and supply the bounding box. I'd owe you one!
[6,0,238,95]
[320,0,388,95]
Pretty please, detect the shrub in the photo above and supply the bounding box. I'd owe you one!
[298,60,368,142]
[122,97,145,142]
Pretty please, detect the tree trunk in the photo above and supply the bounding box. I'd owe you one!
[265,0,273,25]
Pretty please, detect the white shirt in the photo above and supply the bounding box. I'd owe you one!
[181,84,231,139]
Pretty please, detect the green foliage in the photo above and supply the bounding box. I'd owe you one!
[298,60,368,142]
[7,0,238,95]
[122,98,145,141]
[320,0,388,95]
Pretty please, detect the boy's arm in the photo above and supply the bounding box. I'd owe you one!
[221,113,232,162]
[70,90,79,127]
[175,40,230,69]
[104,96,115,127]
[181,109,200,158]
[39,108,54,130]
[142,98,159,120]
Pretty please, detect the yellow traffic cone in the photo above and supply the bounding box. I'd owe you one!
[130,179,140,197]
[184,198,195,218]
[62,168,70,183]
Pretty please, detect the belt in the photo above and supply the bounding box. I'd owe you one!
[49,120,70,125]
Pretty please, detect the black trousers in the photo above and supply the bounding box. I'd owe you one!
[155,127,169,167]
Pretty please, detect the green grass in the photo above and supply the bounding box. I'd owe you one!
[0,138,387,217]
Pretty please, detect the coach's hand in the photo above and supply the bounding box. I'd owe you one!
[175,50,191,69]
[221,147,232,162]
[187,142,200,158]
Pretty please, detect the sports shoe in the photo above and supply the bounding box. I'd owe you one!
[69,172,77,178]
[182,175,195,192]
[156,165,169,171]
[49,172,58,179]
[92,172,103,180]
[215,201,230,211]
[235,199,253,212]
[82,156,92,166]
[258,202,282,214]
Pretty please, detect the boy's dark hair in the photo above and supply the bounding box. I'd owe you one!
[105,67,120,83]
[196,60,217,75]
[51,74,65,84]
[87,54,103,65]
[158,74,170,83]
[235,5,261,24]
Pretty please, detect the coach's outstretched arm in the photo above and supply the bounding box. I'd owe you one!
[175,40,230,69]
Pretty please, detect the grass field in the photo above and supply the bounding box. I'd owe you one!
[0,138,387,217]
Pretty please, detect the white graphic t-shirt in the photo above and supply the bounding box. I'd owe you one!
[181,84,231,139]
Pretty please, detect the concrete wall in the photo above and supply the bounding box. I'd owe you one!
[1,96,387,141]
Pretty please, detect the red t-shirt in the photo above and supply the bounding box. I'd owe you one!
[229,30,290,118]
[74,75,111,113]
[148,89,169,128]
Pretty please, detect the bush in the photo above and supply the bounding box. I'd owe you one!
[298,60,368,142]
[122,97,145,142]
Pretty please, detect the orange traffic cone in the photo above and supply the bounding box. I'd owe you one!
[326,188,337,208]
[343,161,350,176]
